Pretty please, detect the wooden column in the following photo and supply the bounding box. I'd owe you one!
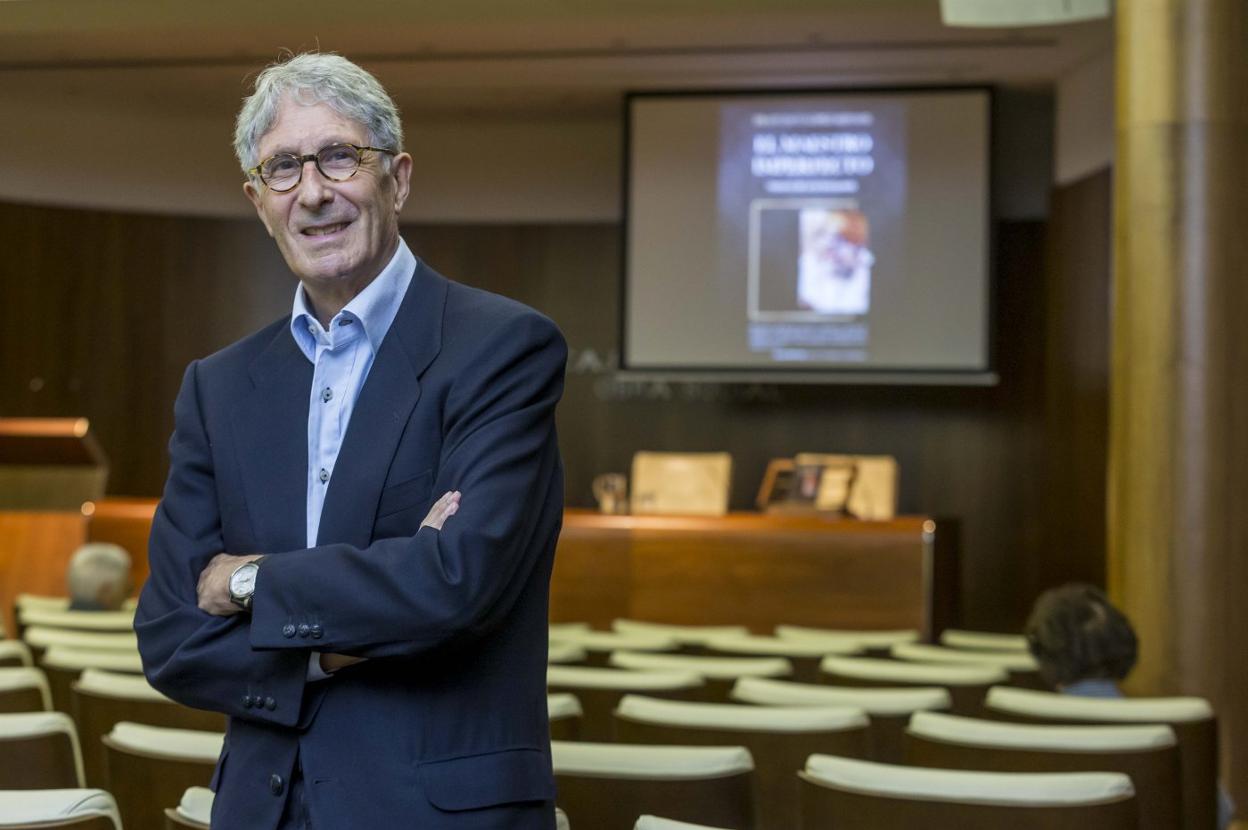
[1109,0,1248,812]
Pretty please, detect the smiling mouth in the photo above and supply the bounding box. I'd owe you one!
[302,222,350,237]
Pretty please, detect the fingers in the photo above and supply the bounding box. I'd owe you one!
[420,490,461,531]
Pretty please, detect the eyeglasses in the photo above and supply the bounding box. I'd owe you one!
[249,143,397,193]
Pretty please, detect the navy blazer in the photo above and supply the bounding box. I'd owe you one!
[136,261,566,829]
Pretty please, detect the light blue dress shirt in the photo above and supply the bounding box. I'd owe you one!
[287,238,416,679]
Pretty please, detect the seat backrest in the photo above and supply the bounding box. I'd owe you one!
[939,629,1030,652]
[890,642,1040,677]
[774,625,920,651]
[24,629,139,653]
[701,634,861,683]
[38,646,144,714]
[103,722,222,830]
[0,788,121,830]
[18,608,135,633]
[984,686,1217,830]
[553,741,755,830]
[820,655,1005,716]
[548,666,706,741]
[548,692,584,741]
[72,670,226,787]
[610,651,793,702]
[731,676,950,762]
[800,753,1138,830]
[0,640,34,668]
[0,711,84,788]
[905,710,1182,830]
[162,785,212,829]
[548,641,589,664]
[634,816,734,830]
[616,695,868,830]
[613,620,751,648]
[0,667,52,712]
[551,630,680,666]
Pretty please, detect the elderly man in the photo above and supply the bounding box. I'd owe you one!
[136,53,566,829]
[67,542,132,611]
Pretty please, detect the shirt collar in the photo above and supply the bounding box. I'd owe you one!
[289,238,416,361]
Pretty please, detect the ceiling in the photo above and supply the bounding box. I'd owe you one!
[0,0,1112,120]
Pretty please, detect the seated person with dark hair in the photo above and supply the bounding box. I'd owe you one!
[1025,583,1235,827]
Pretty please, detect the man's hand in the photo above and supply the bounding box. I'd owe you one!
[196,553,264,616]
[421,490,461,530]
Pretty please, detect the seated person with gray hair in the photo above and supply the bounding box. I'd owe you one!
[1025,583,1235,826]
[67,543,132,611]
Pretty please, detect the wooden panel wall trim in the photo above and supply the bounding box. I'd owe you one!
[0,510,87,634]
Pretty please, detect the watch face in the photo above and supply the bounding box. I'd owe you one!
[231,564,258,597]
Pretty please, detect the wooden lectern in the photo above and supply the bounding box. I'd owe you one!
[0,418,108,632]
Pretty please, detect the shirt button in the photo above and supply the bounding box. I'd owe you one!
[297,623,311,638]
[270,774,284,796]
[265,696,277,711]
[310,624,324,639]
[321,387,333,403]
[319,468,329,483]
[282,623,297,638]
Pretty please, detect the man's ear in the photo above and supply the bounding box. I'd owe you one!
[390,152,413,214]
[243,180,275,237]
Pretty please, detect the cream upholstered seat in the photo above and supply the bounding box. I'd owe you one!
[905,711,1181,830]
[15,593,73,611]
[74,667,169,701]
[940,628,1030,652]
[553,741,754,830]
[800,754,1137,829]
[820,655,1005,715]
[984,686,1217,830]
[610,651,793,702]
[774,625,920,650]
[0,640,34,668]
[616,696,868,830]
[171,785,213,827]
[18,607,135,632]
[549,641,589,664]
[702,634,861,683]
[0,788,121,829]
[551,630,680,667]
[548,665,705,741]
[24,627,139,653]
[0,666,53,712]
[556,806,571,830]
[38,645,144,715]
[634,816,734,830]
[103,722,222,830]
[550,622,593,636]
[613,619,751,648]
[891,642,1039,672]
[549,692,584,740]
[0,710,85,788]
[731,676,950,762]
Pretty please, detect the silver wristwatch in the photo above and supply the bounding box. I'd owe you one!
[228,558,264,611]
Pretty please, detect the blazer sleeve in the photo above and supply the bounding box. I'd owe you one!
[248,309,567,658]
[135,360,311,727]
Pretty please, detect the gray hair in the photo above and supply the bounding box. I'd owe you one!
[67,543,132,608]
[233,52,404,175]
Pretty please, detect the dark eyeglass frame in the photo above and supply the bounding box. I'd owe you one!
[248,142,397,192]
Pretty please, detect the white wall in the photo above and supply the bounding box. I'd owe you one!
[1054,49,1113,185]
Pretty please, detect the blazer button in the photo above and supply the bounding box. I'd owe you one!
[269,774,284,796]
[265,696,277,711]
[297,623,311,638]
[242,694,253,708]
[310,624,323,639]
[282,624,297,638]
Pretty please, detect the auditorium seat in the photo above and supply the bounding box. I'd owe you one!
[18,607,135,635]
[615,694,868,830]
[39,646,144,714]
[0,711,85,788]
[613,620,751,651]
[24,627,139,664]
[549,692,584,741]
[608,652,793,701]
[700,634,862,683]
[103,722,222,830]
[547,665,705,741]
[634,816,733,830]
[164,786,212,830]
[940,628,1030,652]
[774,625,919,656]
[0,666,52,712]
[550,622,593,636]
[985,686,1217,830]
[0,789,121,830]
[0,640,34,668]
[800,753,1138,829]
[550,630,680,667]
[731,676,950,762]
[889,642,1043,688]
[552,740,755,830]
[905,710,1180,830]
[556,806,570,830]
[549,641,589,664]
[819,655,1005,715]
[73,668,226,787]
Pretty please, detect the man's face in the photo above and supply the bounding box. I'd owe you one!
[244,98,412,298]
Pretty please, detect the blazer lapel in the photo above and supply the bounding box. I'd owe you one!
[316,261,448,548]
[231,324,312,553]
